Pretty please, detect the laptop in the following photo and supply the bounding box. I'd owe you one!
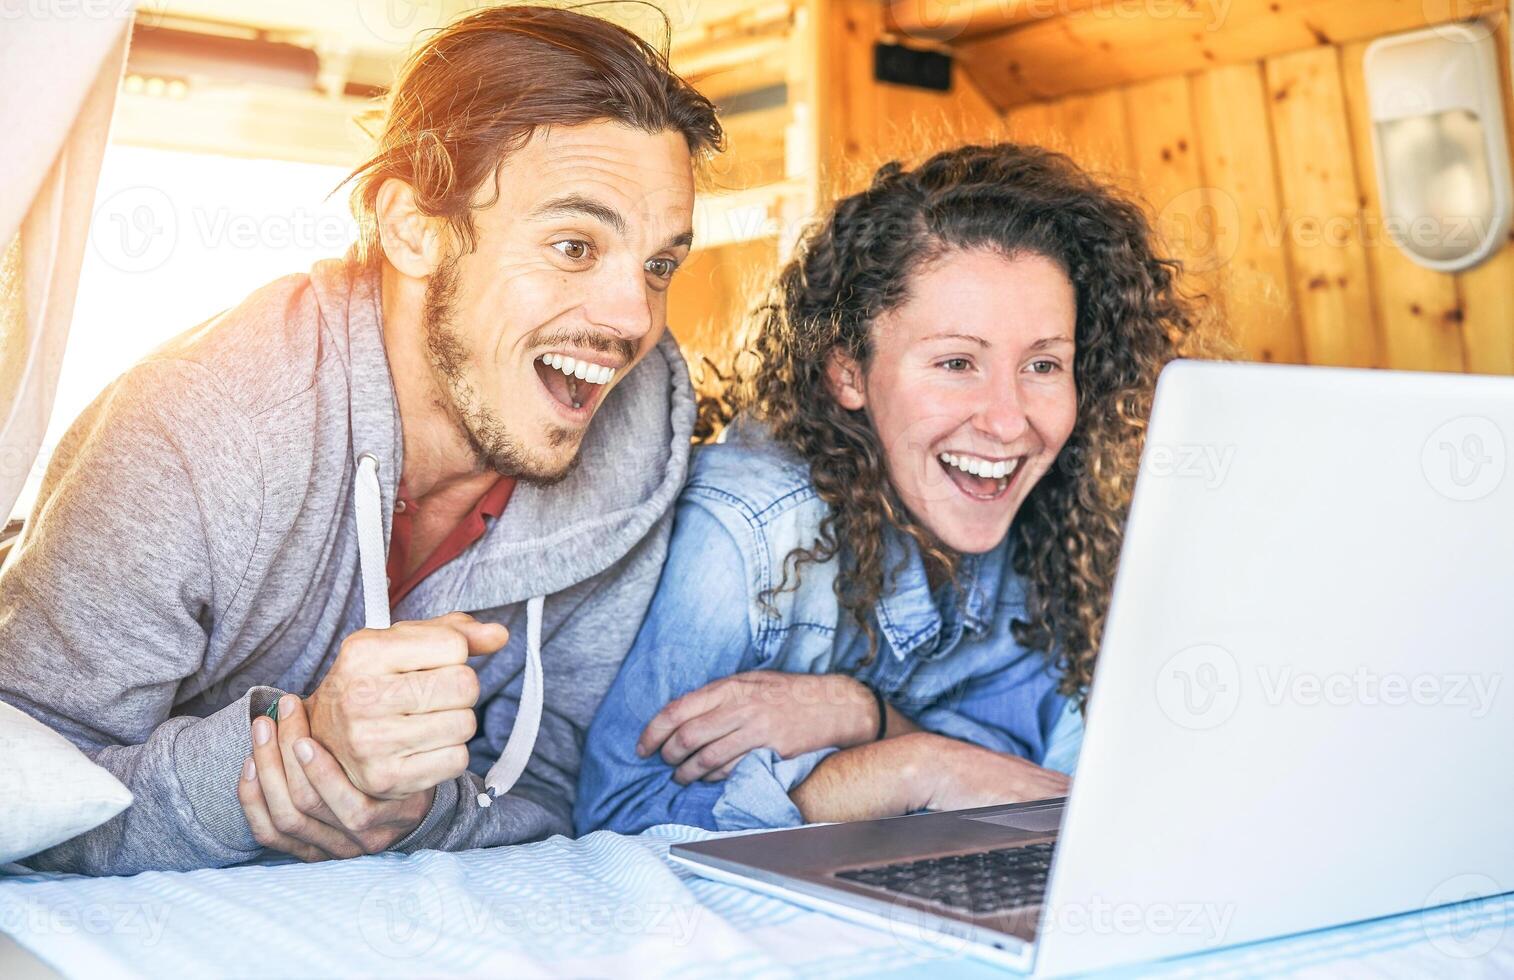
[671,360,1514,976]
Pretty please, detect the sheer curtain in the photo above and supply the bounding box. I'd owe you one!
[0,7,133,530]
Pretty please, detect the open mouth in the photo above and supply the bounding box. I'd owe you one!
[533,353,619,418]
[938,452,1024,501]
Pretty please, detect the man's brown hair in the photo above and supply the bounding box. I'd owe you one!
[346,4,724,266]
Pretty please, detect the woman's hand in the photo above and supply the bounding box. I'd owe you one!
[637,671,879,784]
[917,733,1070,812]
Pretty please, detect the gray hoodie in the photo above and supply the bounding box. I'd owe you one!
[0,257,693,875]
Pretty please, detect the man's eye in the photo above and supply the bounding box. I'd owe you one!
[646,257,678,279]
[552,240,592,261]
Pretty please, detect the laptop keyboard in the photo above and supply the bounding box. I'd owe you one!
[834,841,1055,916]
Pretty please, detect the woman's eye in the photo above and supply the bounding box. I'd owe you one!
[646,257,677,279]
[552,240,592,261]
[1028,358,1060,375]
[941,357,971,372]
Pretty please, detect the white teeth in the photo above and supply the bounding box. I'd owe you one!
[939,452,1020,480]
[538,354,617,387]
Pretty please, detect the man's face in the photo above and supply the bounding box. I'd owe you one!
[423,121,696,484]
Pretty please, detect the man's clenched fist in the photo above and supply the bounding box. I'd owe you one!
[305,611,508,799]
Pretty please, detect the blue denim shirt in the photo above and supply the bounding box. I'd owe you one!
[575,427,1084,835]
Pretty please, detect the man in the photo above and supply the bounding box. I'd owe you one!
[0,5,722,874]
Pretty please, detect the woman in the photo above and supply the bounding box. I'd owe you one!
[575,143,1210,834]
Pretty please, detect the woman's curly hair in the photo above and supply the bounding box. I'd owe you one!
[699,142,1223,704]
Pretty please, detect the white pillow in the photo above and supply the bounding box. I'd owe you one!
[0,699,132,866]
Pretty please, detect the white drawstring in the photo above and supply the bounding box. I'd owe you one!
[477,594,544,808]
[353,453,391,630]
[350,453,544,810]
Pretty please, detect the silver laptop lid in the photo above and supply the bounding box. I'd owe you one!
[1036,361,1514,976]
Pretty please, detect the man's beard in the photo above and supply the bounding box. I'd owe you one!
[422,254,580,487]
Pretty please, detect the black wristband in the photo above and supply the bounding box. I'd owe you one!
[867,683,888,741]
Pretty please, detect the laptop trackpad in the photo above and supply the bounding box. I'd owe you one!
[967,809,1064,833]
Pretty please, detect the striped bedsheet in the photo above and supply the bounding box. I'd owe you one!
[0,825,1509,978]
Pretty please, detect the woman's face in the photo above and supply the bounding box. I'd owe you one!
[828,249,1079,555]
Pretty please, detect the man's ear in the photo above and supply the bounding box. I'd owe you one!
[824,350,867,411]
[374,178,445,278]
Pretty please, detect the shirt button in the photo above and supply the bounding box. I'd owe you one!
[395,500,407,513]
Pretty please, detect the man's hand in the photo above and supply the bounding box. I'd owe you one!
[238,694,437,862]
[637,671,879,784]
[918,733,1070,812]
[305,611,506,799]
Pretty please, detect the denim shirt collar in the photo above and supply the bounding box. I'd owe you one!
[874,527,1014,661]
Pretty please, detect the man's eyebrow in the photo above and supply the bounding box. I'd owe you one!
[662,230,695,252]
[528,194,628,238]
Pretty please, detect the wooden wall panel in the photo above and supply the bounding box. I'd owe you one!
[1265,46,1380,367]
[1122,75,1220,302]
[819,0,1007,199]
[668,237,779,380]
[684,0,1514,380]
[1001,99,1057,143]
[955,0,1508,110]
[1046,89,1132,177]
[1190,63,1304,363]
[1339,41,1466,372]
[1457,18,1514,375]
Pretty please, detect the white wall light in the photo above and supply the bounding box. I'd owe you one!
[1364,23,1513,273]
